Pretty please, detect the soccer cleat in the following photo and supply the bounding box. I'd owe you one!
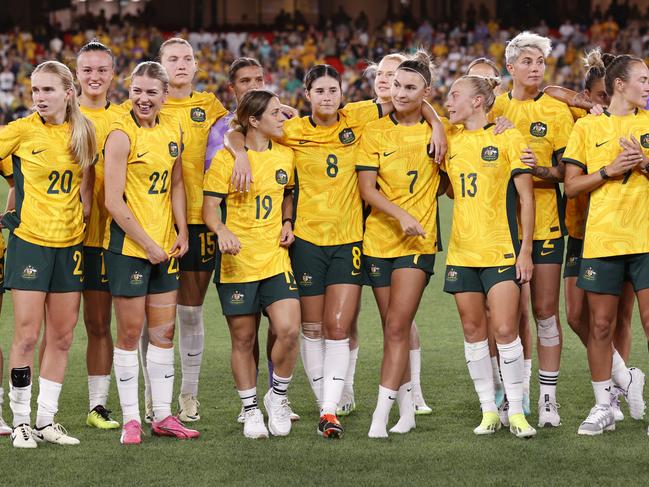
[178,393,201,422]
[498,398,510,427]
[86,405,120,429]
[120,419,143,445]
[610,387,624,422]
[144,399,154,424]
[0,415,12,436]
[473,412,501,435]
[33,423,80,445]
[624,367,646,420]
[509,413,537,438]
[538,394,561,427]
[264,390,292,437]
[523,392,531,416]
[337,391,356,417]
[243,408,269,439]
[152,415,200,439]
[318,413,343,439]
[237,405,245,424]
[287,400,300,422]
[577,405,615,436]
[12,424,37,448]
[413,391,433,415]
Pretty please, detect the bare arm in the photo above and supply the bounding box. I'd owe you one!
[544,85,593,110]
[202,194,240,254]
[104,130,168,264]
[526,151,565,182]
[513,172,535,283]
[169,155,189,258]
[80,165,94,222]
[422,101,447,163]
[224,129,252,192]
[279,190,294,248]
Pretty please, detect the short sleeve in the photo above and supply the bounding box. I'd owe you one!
[505,129,532,175]
[208,94,229,124]
[0,119,23,160]
[553,104,575,152]
[0,156,13,178]
[340,100,382,130]
[487,94,506,122]
[286,149,295,189]
[562,121,587,172]
[203,149,232,198]
[355,131,380,172]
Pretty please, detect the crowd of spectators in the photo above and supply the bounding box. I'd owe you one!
[2,4,649,124]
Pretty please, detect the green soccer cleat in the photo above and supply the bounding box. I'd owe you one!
[86,405,120,430]
[473,411,501,435]
[509,413,537,439]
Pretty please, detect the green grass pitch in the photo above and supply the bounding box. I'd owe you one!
[0,182,649,486]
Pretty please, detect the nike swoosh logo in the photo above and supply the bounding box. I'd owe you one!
[201,256,214,263]
[351,270,361,276]
[31,149,46,155]
[164,373,174,378]
[289,286,298,291]
[383,150,396,157]
[498,267,512,274]
[449,154,457,160]
[595,140,610,148]
[540,250,554,256]
[101,277,109,283]
[137,152,149,158]
[503,358,518,364]
[187,352,202,357]
[332,377,344,381]
[119,377,134,382]
[388,396,397,400]
[312,377,323,383]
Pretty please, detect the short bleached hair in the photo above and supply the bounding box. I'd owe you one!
[505,31,552,65]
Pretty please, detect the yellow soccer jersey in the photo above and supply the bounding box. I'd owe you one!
[281,100,382,246]
[490,92,574,240]
[356,114,441,257]
[161,91,227,225]
[564,106,588,239]
[0,112,86,247]
[562,110,649,258]
[104,111,182,259]
[444,125,532,267]
[203,142,295,283]
[81,102,124,248]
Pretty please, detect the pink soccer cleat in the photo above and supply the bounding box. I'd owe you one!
[120,420,143,445]
[151,415,200,439]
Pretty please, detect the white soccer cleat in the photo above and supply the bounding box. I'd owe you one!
[0,415,12,436]
[237,405,245,424]
[624,367,646,420]
[243,408,269,439]
[610,387,624,422]
[577,405,615,436]
[498,398,510,427]
[178,393,201,422]
[413,391,432,415]
[538,394,561,427]
[287,400,300,422]
[264,390,292,437]
[473,412,501,435]
[337,391,356,417]
[12,424,37,449]
[32,423,80,445]
[144,399,154,424]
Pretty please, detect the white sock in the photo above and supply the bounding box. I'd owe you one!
[36,377,62,428]
[320,338,350,415]
[114,348,140,424]
[88,375,111,411]
[491,356,503,389]
[139,324,151,402]
[344,346,359,395]
[178,304,204,397]
[465,340,496,413]
[611,349,629,389]
[539,369,559,403]
[147,344,174,422]
[239,387,258,411]
[0,387,3,408]
[390,382,416,433]
[300,334,324,405]
[369,385,397,437]
[498,338,524,416]
[271,373,292,403]
[523,359,532,395]
[410,348,422,391]
[592,379,613,405]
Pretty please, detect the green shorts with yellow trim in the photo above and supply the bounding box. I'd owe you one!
[104,250,180,297]
[5,234,84,293]
[577,253,649,296]
[83,246,110,292]
[443,264,519,294]
[290,237,363,296]
[180,224,216,273]
[217,271,299,316]
[532,237,565,265]
[563,237,583,278]
[364,254,435,288]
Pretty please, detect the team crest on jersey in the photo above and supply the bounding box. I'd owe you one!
[230,290,245,304]
[369,264,381,277]
[583,267,597,281]
[169,141,179,157]
[339,128,356,145]
[446,268,458,282]
[275,169,289,185]
[130,271,144,285]
[22,265,37,280]
[481,146,499,162]
[300,273,313,287]
[641,134,649,148]
[529,122,547,138]
[190,107,206,122]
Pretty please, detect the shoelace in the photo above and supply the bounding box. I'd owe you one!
[276,399,291,420]
[53,423,70,438]
[95,405,113,420]
[588,406,610,424]
[19,425,31,441]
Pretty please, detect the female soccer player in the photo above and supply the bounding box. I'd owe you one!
[356,51,445,438]
[490,32,574,427]
[443,75,537,438]
[1,60,96,447]
[104,61,197,445]
[563,54,649,435]
[203,89,300,439]
[75,40,124,430]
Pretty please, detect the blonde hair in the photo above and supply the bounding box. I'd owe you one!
[131,61,170,93]
[397,49,437,86]
[505,31,552,65]
[32,61,96,170]
[458,75,502,112]
[364,52,408,78]
[158,37,194,60]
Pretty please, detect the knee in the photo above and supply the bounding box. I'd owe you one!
[462,321,484,343]
[301,321,323,340]
[49,329,75,352]
[532,302,555,320]
[492,325,516,344]
[13,331,39,355]
[325,324,349,341]
[565,307,584,333]
[119,326,143,350]
[590,315,614,342]
[384,316,410,344]
[232,333,256,353]
[85,317,111,340]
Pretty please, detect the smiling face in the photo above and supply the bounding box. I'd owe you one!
[76,50,113,100]
[160,42,197,89]
[305,75,342,118]
[391,69,430,115]
[374,57,401,102]
[507,47,546,90]
[230,65,265,102]
[31,71,71,121]
[129,75,166,124]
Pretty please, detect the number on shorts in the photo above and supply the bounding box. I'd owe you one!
[407,170,418,194]
[47,170,73,194]
[326,154,339,178]
[148,170,169,194]
[168,257,179,274]
[351,246,362,270]
[72,250,83,276]
[460,172,478,197]
[199,231,216,256]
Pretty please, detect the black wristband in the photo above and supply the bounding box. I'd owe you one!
[282,218,294,228]
[599,167,610,180]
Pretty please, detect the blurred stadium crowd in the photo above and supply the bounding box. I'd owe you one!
[1,3,649,123]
